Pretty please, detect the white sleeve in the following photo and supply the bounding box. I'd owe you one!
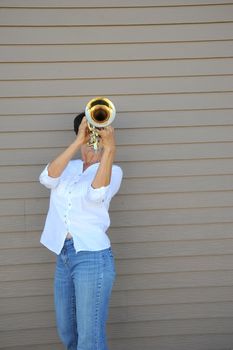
[87,184,111,203]
[108,165,123,198]
[86,165,123,203]
[39,164,61,189]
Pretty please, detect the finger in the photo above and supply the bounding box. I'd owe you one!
[81,117,87,125]
[97,129,106,136]
[106,126,114,133]
[80,119,88,130]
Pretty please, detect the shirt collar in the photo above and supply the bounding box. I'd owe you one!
[81,160,100,174]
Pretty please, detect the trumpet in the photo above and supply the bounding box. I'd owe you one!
[85,97,116,152]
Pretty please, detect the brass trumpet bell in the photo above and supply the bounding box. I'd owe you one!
[85,97,116,151]
[85,97,116,128]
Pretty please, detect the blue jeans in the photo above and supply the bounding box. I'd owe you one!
[54,238,116,350]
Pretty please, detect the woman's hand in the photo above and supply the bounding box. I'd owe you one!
[98,126,116,152]
[76,117,90,145]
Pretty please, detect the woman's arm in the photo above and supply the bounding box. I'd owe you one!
[91,126,116,189]
[48,118,89,178]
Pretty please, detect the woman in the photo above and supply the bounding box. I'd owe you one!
[39,112,123,350]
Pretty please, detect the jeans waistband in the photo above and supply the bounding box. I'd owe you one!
[63,237,112,254]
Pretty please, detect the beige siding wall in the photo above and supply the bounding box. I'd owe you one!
[1,1,233,349]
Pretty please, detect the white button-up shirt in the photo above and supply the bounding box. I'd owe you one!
[39,159,123,255]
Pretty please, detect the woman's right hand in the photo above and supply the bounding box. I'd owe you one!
[76,117,90,145]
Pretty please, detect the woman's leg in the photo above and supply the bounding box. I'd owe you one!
[54,244,78,350]
[70,247,116,350]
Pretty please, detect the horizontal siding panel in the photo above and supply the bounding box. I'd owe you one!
[1,23,233,44]
[116,143,233,162]
[2,175,233,200]
[5,345,63,350]
[110,207,233,227]
[2,142,233,165]
[3,337,233,350]
[1,239,233,265]
[1,5,233,26]
[4,190,233,216]
[0,165,42,182]
[0,199,25,215]
[2,254,233,282]
[3,302,233,331]
[1,207,233,232]
[2,335,233,350]
[108,222,233,243]
[2,0,233,7]
[5,206,233,232]
[2,319,233,343]
[1,110,233,133]
[3,125,233,149]
[3,312,233,344]
[1,41,233,63]
[0,231,41,248]
[99,335,233,350]
[0,327,59,348]
[0,215,25,233]
[28,237,233,258]
[2,75,233,97]
[120,176,233,194]
[111,191,233,211]
[2,320,233,350]
[1,222,233,249]
[1,158,233,182]
[0,344,64,350]
[4,326,233,350]
[2,92,233,115]
[2,270,233,297]
[3,188,233,210]
[1,58,233,80]
[119,158,233,178]
[2,286,233,314]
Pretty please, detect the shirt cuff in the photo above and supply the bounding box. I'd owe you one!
[39,164,60,189]
[86,184,111,203]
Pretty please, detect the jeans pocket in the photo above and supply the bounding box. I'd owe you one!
[108,247,115,259]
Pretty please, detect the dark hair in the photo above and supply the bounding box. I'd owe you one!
[73,112,85,135]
